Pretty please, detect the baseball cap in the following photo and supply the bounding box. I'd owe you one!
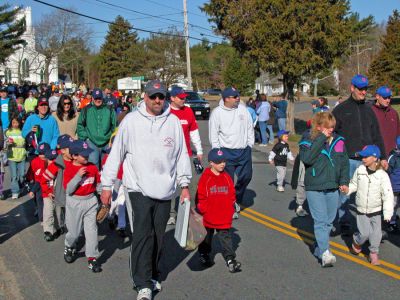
[277,130,290,138]
[357,145,381,158]
[222,87,239,99]
[45,149,58,160]
[170,86,188,99]
[208,148,226,163]
[38,95,49,105]
[145,80,167,97]
[351,74,369,89]
[69,140,93,157]
[92,88,103,100]
[38,143,50,155]
[376,86,392,98]
[57,134,74,149]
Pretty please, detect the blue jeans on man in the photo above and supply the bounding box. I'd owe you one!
[267,124,274,143]
[306,190,339,258]
[277,118,286,131]
[259,121,268,145]
[86,139,108,170]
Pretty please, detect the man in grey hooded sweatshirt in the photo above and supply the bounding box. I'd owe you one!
[100,79,191,300]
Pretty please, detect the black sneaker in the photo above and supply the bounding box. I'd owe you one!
[227,259,241,273]
[44,232,54,242]
[199,254,214,268]
[64,247,76,263]
[88,259,102,273]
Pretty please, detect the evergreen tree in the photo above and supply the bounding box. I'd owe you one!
[99,16,138,89]
[0,4,26,64]
[369,10,400,94]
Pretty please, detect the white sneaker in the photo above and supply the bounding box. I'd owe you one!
[137,288,152,300]
[277,186,285,192]
[12,193,18,199]
[232,212,239,220]
[321,250,336,267]
[234,202,241,213]
[151,279,162,292]
[167,217,176,225]
[295,206,307,217]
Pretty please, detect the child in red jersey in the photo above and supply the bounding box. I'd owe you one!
[196,148,241,273]
[63,140,102,273]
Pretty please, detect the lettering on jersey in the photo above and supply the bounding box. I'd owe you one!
[81,176,95,186]
[209,185,229,195]
[180,120,189,125]
[163,137,174,148]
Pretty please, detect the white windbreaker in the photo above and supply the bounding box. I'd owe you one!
[209,100,254,149]
[101,100,192,200]
[348,165,394,220]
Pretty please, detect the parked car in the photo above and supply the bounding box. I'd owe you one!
[197,89,207,96]
[184,91,210,120]
[206,88,222,96]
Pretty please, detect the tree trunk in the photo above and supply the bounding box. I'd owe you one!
[44,58,51,84]
[283,74,296,133]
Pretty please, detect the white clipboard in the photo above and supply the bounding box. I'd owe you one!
[174,198,190,247]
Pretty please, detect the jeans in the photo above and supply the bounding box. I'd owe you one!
[259,121,268,145]
[277,118,286,131]
[338,159,362,224]
[86,139,108,170]
[307,190,339,258]
[267,125,274,143]
[8,160,25,194]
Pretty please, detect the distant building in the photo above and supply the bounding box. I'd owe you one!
[255,72,310,96]
[0,7,58,84]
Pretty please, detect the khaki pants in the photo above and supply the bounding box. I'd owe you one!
[43,197,59,234]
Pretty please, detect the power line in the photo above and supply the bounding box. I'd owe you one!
[141,0,207,18]
[33,0,221,45]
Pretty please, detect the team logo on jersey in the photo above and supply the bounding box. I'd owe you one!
[163,137,174,147]
[81,177,95,186]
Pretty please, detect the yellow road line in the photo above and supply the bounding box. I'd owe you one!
[243,207,400,273]
[240,211,400,280]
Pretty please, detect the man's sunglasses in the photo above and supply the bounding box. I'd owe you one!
[356,86,368,92]
[149,93,166,100]
[382,96,391,100]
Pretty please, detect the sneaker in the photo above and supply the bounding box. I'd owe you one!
[199,253,214,268]
[321,250,336,267]
[11,193,18,199]
[368,252,380,265]
[295,206,307,217]
[277,186,285,192]
[234,202,241,213]
[137,288,152,300]
[350,242,362,255]
[44,232,54,242]
[167,217,176,225]
[64,247,76,264]
[88,258,102,273]
[227,259,242,273]
[151,279,162,292]
[232,212,239,220]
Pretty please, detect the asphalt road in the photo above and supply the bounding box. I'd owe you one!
[1,119,400,299]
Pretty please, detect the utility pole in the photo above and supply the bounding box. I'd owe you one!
[183,0,192,90]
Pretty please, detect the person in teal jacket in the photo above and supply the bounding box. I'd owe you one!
[299,112,349,268]
[76,88,116,168]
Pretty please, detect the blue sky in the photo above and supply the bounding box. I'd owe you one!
[13,0,400,48]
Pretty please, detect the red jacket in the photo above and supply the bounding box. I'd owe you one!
[371,104,400,157]
[196,168,236,229]
[63,163,100,196]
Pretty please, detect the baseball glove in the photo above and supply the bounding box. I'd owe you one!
[96,204,110,223]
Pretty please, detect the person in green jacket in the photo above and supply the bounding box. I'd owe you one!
[299,112,349,268]
[76,88,116,168]
[24,90,38,113]
[6,117,26,199]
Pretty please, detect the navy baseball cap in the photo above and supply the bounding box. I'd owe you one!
[38,95,49,105]
[145,80,167,97]
[376,86,392,98]
[69,140,93,157]
[170,86,188,99]
[57,134,74,149]
[222,87,239,99]
[45,149,58,160]
[92,88,103,100]
[351,74,369,89]
[357,145,381,158]
[277,130,290,138]
[208,148,226,163]
[38,143,50,155]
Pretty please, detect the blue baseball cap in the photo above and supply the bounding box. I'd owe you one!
[222,87,240,99]
[45,149,58,160]
[357,145,381,158]
[170,86,188,99]
[38,143,50,155]
[57,134,74,149]
[277,130,290,138]
[351,74,369,89]
[92,88,103,100]
[69,140,93,157]
[376,86,392,98]
[208,148,226,163]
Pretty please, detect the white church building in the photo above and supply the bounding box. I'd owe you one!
[0,7,58,84]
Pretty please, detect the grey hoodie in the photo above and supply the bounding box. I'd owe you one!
[101,100,192,200]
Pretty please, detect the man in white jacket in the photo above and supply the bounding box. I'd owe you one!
[100,79,192,300]
[209,87,254,218]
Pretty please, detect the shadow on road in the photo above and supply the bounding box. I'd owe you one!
[0,198,37,244]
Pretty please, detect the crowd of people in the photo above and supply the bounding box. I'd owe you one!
[0,73,399,299]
